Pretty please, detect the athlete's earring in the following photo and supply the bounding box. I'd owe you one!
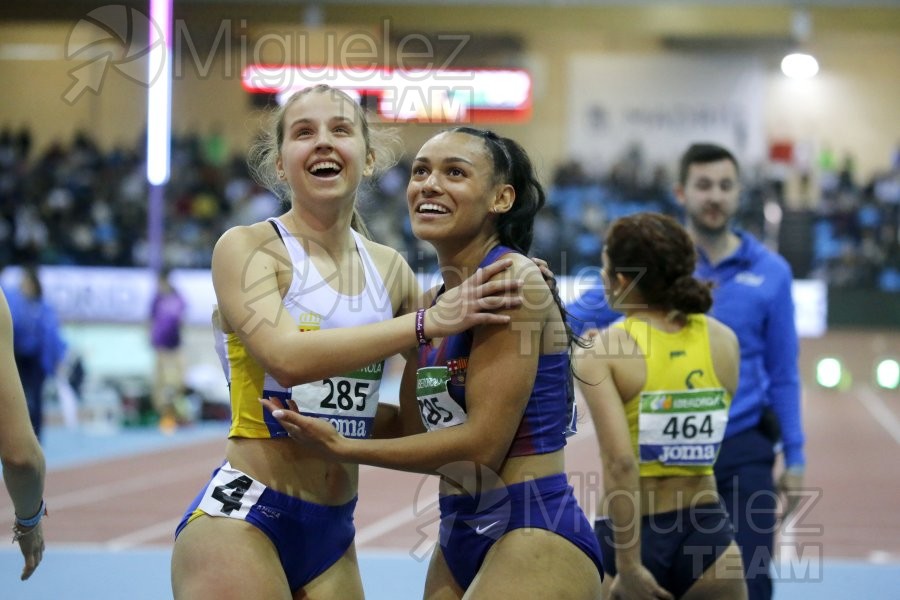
[277,170,285,179]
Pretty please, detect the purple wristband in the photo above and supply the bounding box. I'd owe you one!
[415,308,429,345]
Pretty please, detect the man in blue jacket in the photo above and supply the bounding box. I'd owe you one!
[568,143,805,600]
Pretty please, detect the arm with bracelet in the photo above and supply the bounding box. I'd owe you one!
[0,288,46,580]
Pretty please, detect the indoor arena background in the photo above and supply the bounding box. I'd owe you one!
[1,1,899,598]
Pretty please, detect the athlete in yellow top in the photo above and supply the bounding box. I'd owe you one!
[575,212,747,600]
[170,85,522,600]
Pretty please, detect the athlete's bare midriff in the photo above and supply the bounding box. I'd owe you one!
[438,449,565,497]
[226,437,359,505]
[637,474,720,515]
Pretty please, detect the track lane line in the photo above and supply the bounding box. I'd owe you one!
[106,519,182,551]
[858,385,900,445]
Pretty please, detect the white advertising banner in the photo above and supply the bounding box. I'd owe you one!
[2,266,826,337]
[1,266,216,325]
[567,53,767,172]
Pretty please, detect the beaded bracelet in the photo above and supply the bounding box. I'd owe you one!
[415,308,430,346]
[12,523,41,543]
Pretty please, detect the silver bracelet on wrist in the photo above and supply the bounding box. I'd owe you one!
[12,500,46,543]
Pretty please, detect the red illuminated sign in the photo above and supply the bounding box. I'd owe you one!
[241,64,532,123]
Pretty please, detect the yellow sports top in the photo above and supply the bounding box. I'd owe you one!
[613,314,731,477]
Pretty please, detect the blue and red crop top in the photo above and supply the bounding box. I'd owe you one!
[414,245,576,458]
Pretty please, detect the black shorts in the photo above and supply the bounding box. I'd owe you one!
[595,500,735,598]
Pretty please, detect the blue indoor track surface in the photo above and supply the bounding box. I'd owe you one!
[2,547,899,600]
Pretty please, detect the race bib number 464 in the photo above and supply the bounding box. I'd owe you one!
[638,388,728,467]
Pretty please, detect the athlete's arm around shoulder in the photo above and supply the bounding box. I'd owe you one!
[361,254,550,472]
[211,224,424,388]
[707,316,740,397]
[315,255,545,474]
[393,282,443,438]
[357,237,421,317]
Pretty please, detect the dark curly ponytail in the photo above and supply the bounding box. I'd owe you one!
[605,212,713,315]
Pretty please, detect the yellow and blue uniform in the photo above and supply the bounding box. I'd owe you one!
[570,231,804,599]
[176,218,393,592]
[218,218,392,440]
[595,314,737,598]
[615,314,730,478]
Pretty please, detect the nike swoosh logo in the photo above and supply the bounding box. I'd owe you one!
[474,521,501,535]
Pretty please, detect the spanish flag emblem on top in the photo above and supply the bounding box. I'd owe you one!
[298,312,323,332]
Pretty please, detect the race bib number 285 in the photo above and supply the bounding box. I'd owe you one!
[290,362,383,439]
[415,366,468,431]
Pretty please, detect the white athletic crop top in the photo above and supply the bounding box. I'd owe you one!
[216,217,394,440]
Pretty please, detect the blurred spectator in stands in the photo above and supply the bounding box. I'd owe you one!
[532,206,564,269]
[2,128,900,293]
[227,182,280,228]
[15,126,32,161]
[203,123,229,168]
[838,153,857,192]
[359,158,407,254]
[881,237,900,292]
[552,158,589,187]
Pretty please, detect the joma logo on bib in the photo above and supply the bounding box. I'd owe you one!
[318,416,368,438]
[659,444,717,463]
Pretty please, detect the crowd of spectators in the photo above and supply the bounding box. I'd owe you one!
[810,152,900,291]
[1,126,897,291]
[0,126,279,270]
